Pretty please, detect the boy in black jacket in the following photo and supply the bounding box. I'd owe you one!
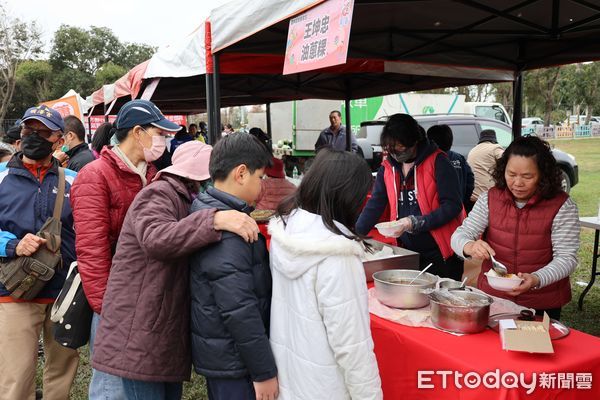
[189,133,278,400]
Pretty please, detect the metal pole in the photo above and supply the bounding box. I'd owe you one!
[206,71,215,145]
[212,53,221,141]
[345,98,352,152]
[103,102,108,123]
[87,113,93,143]
[266,103,272,139]
[512,71,524,139]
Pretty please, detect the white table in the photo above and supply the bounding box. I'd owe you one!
[579,216,600,310]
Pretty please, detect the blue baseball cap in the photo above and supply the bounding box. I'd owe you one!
[115,99,181,132]
[21,105,65,132]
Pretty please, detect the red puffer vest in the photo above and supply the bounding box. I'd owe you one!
[256,178,297,211]
[71,147,156,313]
[383,149,464,259]
[478,187,571,309]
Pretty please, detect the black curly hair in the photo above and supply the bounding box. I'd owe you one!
[492,135,563,200]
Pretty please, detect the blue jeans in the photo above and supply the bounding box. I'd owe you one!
[122,378,182,400]
[205,376,255,400]
[89,312,126,400]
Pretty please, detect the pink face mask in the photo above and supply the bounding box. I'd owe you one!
[141,130,166,162]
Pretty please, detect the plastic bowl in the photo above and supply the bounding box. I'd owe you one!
[375,221,403,237]
[485,271,523,292]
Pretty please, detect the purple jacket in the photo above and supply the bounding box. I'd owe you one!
[91,174,221,382]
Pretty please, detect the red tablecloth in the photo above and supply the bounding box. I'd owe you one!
[371,314,600,399]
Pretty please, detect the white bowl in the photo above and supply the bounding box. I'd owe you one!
[485,271,523,292]
[375,221,403,238]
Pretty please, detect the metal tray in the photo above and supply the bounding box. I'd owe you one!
[362,239,419,282]
[488,312,570,340]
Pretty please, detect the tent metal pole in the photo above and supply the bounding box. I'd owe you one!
[212,53,221,140]
[87,113,92,143]
[512,71,523,139]
[266,102,272,139]
[103,102,108,123]
[206,71,216,145]
[345,98,352,152]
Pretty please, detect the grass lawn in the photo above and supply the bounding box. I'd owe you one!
[549,138,600,336]
[38,138,600,399]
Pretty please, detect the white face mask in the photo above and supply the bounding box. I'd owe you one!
[140,129,166,162]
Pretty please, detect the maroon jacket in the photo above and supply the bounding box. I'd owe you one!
[478,187,571,309]
[71,147,157,313]
[91,174,221,382]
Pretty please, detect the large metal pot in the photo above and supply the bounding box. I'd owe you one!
[429,290,493,334]
[373,269,437,309]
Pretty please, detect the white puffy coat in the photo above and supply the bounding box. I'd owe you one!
[268,209,382,400]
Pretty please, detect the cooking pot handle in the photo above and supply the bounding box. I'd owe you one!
[435,278,454,289]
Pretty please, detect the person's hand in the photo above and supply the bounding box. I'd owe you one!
[462,239,494,260]
[214,210,260,243]
[253,376,279,400]
[53,150,68,164]
[506,273,540,296]
[388,217,413,238]
[15,234,47,256]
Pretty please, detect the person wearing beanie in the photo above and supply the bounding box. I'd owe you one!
[90,141,262,398]
[467,129,504,205]
[0,123,22,153]
[248,127,297,210]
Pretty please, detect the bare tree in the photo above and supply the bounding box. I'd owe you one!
[0,5,42,121]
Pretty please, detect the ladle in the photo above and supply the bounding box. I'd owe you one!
[408,263,433,285]
[490,254,508,276]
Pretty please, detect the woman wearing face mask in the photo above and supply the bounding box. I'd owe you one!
[89,141,261,399]
[70,99,181,400]
[356,113,465,280]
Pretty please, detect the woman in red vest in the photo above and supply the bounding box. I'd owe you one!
[357,114,465,280]
[451,136,580,319]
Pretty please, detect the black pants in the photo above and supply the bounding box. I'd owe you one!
[206,376,255,400]
[419,249,464,281]
[535,307,562,321]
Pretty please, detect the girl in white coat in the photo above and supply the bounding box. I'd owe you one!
[268,149,383,400]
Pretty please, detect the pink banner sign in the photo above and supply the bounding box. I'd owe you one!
[283,0,354,75]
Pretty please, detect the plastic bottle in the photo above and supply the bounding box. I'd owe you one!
[292,166,299,179]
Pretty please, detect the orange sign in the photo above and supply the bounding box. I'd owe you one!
[41,95,82,120]
[283,0,354,75]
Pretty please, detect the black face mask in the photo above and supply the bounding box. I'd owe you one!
[389,146,416,163]
[21,132,55,160]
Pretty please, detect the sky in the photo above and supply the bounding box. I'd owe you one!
[3,0,233,50]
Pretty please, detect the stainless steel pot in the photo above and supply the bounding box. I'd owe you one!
[373,269,437,309]
[429,290,493,334]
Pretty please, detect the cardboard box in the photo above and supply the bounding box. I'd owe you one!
[362,239,419,282]
[498,313,554,353]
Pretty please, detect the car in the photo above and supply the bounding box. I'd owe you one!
[357,114,578,192]
[564,115,600,126]
[521,117,545,128]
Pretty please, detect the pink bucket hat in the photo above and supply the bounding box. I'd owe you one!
[154,141,212,182]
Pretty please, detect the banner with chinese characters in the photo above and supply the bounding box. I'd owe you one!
[283,0,354,75]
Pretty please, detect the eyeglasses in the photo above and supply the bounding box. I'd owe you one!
[20,125,59,140]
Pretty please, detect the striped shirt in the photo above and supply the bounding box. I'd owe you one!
[451,191,580,288]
